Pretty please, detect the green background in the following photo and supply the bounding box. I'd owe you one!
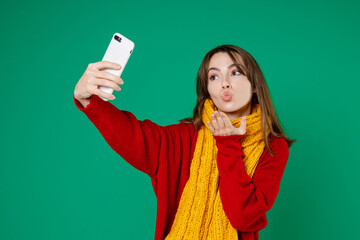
[1,0,359,239]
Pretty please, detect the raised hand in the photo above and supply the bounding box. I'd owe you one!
[207,111,246,136]
[74,61,124,102]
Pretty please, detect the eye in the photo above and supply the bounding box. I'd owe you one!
[232,70,242,76]
[209,75,218,81]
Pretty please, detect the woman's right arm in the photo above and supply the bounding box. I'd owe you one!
[73,61,169,177]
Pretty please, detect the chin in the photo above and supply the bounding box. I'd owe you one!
[216,102,246,113]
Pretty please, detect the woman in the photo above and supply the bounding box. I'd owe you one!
[73,44,296,240]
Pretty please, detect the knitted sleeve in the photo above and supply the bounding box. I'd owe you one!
[73,94,182,178]
[213,134,289,232]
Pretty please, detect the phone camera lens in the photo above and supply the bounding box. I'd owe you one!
[114,35,121,42]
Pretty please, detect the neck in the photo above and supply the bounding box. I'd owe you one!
[226,102,252,120]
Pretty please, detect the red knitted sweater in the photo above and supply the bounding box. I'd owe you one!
[74,94,289,240]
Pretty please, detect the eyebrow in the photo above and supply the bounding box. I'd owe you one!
[208,63,245,73]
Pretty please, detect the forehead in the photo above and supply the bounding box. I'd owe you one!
[208,51,244,67]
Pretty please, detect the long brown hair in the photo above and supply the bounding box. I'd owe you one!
[180,44,296,156]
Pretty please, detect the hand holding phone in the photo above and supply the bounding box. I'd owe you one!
[99,32,135,101]
[74,61,123,108]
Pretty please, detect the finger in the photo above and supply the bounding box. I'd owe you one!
[207,121,215,134]
[93,88,116,100]
[211,113,220,130]
[214,111,226,129]
[95,70,124,85]
[91,78,121,91]
[240,116,247,134]
[219,111,232,129]
[90,61,122,71]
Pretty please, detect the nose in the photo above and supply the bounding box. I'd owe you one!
[221,77,231,89]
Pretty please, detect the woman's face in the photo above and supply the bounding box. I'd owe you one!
[207,52,255,120]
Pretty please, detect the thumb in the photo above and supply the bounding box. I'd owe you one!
[239,116,246,134]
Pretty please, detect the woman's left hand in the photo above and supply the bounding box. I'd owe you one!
[207,111,246,136]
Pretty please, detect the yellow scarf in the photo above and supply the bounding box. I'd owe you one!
[165,98,270,239]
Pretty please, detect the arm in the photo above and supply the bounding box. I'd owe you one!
[74,94,175,178]
[214,134,289,232]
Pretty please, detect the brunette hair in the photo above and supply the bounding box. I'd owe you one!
[180,44,296,156]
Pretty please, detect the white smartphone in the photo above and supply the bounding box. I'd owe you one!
[99,32,135,101]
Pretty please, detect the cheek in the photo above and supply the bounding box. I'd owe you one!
[236,80,252,95]
[207,82,217,97]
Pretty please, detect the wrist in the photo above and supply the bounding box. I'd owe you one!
[75,96,91,108]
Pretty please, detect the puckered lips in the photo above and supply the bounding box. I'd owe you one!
[221,91,233,102]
